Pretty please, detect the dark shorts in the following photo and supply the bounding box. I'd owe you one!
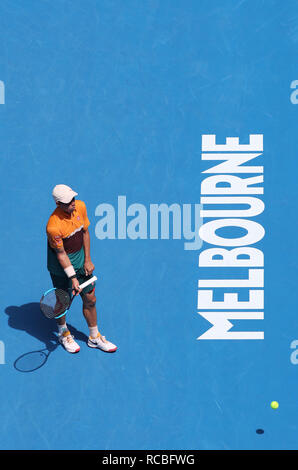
[50,267,96,295]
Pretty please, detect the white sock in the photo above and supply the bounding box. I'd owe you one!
[58,323,68,335]
[89,325,99,339]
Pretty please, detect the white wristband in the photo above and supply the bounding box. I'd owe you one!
[64,265,76,278]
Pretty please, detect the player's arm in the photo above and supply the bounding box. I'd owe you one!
[55,246,72,270]
[54,246,81,295]
[82,228,91,262]
[82,228,95,275]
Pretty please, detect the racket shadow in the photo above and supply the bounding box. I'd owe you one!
[5,302,88,372]
[14,342,58,372]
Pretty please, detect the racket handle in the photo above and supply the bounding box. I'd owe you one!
[55,276,98,318]
[79,275,97,290]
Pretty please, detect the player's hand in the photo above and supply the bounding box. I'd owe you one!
[71,277,81,296]
[84,259,95,276]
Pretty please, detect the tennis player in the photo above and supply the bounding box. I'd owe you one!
[46,184,117,354]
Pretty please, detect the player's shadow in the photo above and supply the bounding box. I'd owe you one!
[5,303,88,371]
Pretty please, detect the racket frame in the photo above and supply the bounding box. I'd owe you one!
[41,275,97,319]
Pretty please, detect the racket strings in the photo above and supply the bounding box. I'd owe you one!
[40,289,71,319]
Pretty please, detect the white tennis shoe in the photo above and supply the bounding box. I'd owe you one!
[87,334,117,352]
[58,330,80,353]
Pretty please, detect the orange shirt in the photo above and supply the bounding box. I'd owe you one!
[46,200,90,275]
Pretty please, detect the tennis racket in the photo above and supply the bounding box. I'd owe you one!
[40,275,97,319]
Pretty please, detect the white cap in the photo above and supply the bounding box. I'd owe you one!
[52,184,78,204]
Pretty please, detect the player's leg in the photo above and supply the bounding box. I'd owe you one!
[80,288,117,352]
[50,272,80,353]
[81,287,97,329]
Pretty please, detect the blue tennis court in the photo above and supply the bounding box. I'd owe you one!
[0,0,297,450]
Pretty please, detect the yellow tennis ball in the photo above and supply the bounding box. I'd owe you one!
[271,401,279,409]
